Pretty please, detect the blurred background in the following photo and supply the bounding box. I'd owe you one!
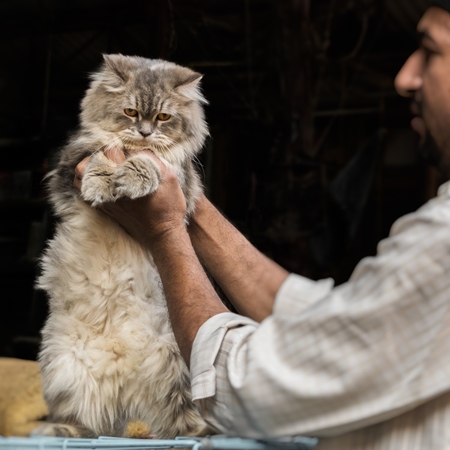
[0,0,436,359]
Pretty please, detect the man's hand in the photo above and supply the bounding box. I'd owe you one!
[74,156,91,191]
[74,148,187,248]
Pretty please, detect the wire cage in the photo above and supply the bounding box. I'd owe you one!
[0,435,317,450]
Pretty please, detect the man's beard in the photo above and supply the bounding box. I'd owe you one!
[412,98,442,169]
[418,129,441,167]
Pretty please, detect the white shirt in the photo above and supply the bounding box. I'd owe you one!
[190,181,450,450]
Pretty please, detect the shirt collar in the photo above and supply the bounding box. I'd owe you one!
[437,180,450,196]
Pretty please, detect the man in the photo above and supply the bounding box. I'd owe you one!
[76,1,450,448]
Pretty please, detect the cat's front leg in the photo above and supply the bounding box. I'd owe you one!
[112,153,162,200]
[80,151,118,207]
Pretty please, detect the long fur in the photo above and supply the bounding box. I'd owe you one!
[35,54,210,438]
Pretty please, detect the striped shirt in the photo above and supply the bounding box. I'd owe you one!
[190,181,450,449]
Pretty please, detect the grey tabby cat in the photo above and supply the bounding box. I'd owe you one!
[34,54,211,439]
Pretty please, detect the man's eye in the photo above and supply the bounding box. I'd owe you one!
[421,44,438,57]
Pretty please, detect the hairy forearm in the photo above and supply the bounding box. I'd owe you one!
[149,224,229,367]
[188,196,289,322]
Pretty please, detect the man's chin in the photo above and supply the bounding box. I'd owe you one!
[418,130,442,168]
[410,116,449,176]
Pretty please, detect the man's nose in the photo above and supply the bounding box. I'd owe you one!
[394,50,424,98]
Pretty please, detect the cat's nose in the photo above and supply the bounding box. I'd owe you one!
[139,130,152,137]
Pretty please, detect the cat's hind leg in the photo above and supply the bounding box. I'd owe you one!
[125,421,153,439]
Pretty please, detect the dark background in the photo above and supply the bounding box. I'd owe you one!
[0,0,438,359]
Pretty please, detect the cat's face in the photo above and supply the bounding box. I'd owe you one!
[80,55,208,163]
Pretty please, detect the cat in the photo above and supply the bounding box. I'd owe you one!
[34,54,211,439]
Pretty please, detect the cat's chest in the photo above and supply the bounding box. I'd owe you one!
[52,201,170,330]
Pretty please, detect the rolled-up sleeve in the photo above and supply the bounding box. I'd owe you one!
[190,312,259,433]
[273,274,334,316]
[190,274,335,435]
[191,274,333,403]
[191,312,259,401]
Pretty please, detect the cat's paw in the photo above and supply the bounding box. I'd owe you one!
[80,152,117,206]
[112,154,161,199]
[30,422,82,438]
[125,421,153,438]
[81,172,116,206]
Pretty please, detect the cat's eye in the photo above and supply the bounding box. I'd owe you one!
[124,108,138,117]
[156,113,171,121]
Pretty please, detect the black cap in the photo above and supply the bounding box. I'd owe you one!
[430,0,450,13]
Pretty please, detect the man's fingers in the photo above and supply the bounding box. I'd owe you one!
[73,175,82,191]
[73,148,125,191]
[104,147,126,164]
[75,157,90,178]
[74,156,90,190]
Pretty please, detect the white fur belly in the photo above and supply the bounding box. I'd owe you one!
[38,200,185,434]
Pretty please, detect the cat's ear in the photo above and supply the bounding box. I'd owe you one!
[174,70,208,104]
[103,54,139,81]
[93,54,137,93]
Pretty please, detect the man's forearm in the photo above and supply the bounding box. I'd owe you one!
[188,195,289,322]
[149,224,229,367]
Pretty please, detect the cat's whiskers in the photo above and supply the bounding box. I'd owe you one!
[105,136,124,156]
[157,136,178,154]
[163,136,179,147]
[85,135,123,159]
[117,136,142,156]
[91,143,110,156]
[192,153,205,174]
[150,141,170,157]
